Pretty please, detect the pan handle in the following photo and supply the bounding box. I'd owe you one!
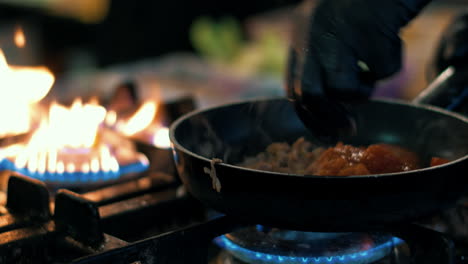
[390,224,455,264]
[412,66,468,114]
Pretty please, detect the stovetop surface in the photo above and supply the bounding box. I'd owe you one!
[0,172,467,264]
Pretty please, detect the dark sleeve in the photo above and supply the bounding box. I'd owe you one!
[398,0,433,26]
[364,0,433,35]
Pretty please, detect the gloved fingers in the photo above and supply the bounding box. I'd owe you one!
[302,2,381,100]
[295,0,425,101]
[298,34,376,101]
[314,37,375,100]
[285,47,304,100]
[347,26,403,81]
[335,0,403,81]
[299,46,325,98]
[295,50,359,141]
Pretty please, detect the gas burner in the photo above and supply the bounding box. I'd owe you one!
[0,152,148,186]
[214,226,403,264]
[0,99,151,188]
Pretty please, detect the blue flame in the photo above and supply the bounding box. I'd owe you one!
[0,158,148,183]
[214,234,403,264]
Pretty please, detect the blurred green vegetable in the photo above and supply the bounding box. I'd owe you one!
[190,16,243,64]
[257,30,287,76]
[190,16,287,78]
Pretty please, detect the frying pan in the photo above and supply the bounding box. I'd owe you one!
[170,96,468,231]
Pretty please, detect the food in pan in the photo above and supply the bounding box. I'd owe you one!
[430,157,450,167]
[239,137,450,176]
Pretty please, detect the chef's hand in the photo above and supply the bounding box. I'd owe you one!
[286,0,431,142]
[287,0,432,102]
[430,10,468,78]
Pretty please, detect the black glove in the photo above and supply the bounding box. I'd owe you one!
[286,0,431,142]
[424,10,468,114]
[430,10,468,78]
[287,0,432,101]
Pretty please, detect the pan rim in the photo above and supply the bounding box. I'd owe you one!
[169,96,468,179]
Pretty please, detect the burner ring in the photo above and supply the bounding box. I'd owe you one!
[214,226,403,264]
[0,157,148,188]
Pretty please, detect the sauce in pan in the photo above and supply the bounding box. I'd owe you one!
[239,138,450,176]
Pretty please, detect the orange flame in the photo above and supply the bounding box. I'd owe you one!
[0,30,155,177]
[48,99,106,148]
[14,27,26,48]
[0,49,54,137]
[152,127,170,149]
[115,101,158,136]
[2,99,123,174]
[108,100,172,149]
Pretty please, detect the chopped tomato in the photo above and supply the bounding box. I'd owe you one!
[430,157,450,167]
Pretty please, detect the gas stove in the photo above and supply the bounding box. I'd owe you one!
[1,161,468,264]
[0,88,467,264]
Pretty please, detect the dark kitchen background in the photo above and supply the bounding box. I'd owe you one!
[0,0,465,104]
[0,0,300,68]
[0,0,302,106]
[0,1,467,264]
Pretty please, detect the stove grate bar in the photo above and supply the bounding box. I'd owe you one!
[71,215,242,264]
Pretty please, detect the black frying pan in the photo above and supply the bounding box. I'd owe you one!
[170,97,468,231]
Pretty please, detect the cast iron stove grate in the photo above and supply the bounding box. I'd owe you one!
[0,175,467,264]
